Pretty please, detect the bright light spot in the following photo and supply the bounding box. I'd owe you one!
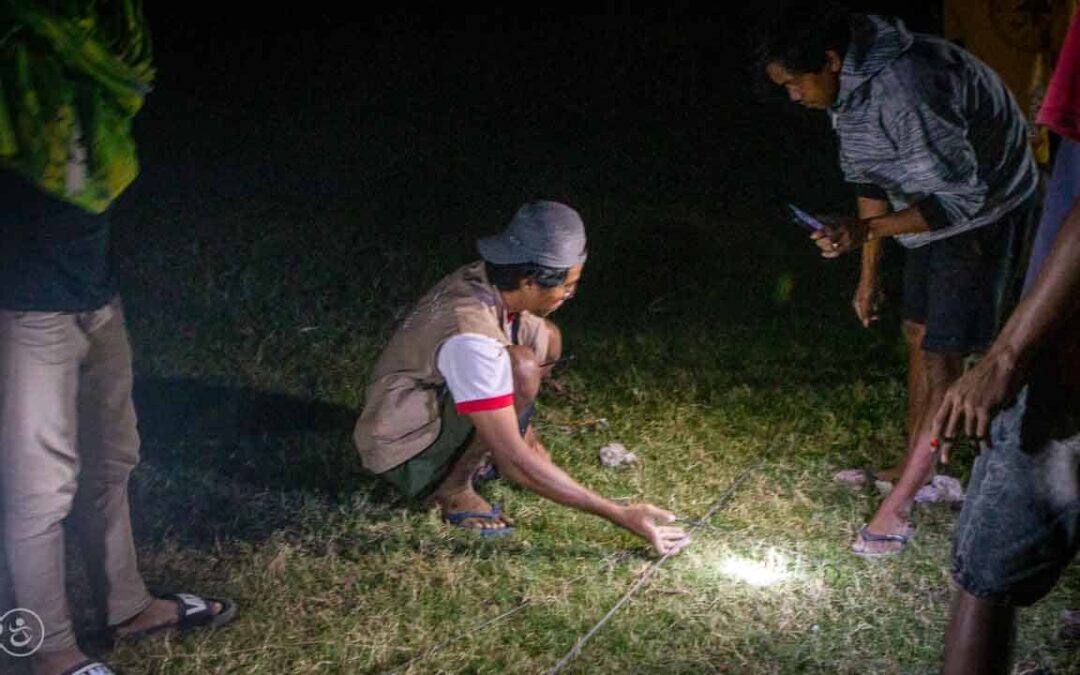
[717,549,791,587]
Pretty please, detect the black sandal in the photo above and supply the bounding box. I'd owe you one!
[113,593,237,641]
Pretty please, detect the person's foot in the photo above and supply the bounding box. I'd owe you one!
[112,597,225,639]
[851,512,914,556]
[434,488,514,533]
[33,647,96,675]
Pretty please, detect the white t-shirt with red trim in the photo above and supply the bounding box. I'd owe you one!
[436,333,514,414]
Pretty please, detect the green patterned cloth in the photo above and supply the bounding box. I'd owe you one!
[0,0,153,213]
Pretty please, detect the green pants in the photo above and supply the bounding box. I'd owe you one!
[381,394,475,499]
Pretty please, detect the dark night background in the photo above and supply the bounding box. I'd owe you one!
[116,2,942,327]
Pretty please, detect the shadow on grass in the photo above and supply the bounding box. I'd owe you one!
[136,373,351,432]
[129,376,401,546]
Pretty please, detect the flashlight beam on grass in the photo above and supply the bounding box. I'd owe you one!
[383,454,767,675]
[718,549,791,587]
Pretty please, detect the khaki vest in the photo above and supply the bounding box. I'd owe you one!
[354,262,514,473]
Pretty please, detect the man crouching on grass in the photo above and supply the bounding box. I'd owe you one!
[353,201,689,556]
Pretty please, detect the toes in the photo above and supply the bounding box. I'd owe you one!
[460,516,509,530]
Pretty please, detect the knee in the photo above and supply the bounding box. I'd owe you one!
[0,451,79,531]
[902,320,925,349]
[544,320,562,362]
[80,441,140,485]
[78,464,136,495]
[507,346,540,401]
[3,482,76,536]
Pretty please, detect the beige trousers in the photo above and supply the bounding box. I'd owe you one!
[0,297,151,652]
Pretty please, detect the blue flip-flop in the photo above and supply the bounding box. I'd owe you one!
[851,524,914,558]
[444,504,514,537]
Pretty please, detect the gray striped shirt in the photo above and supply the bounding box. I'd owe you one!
[829,15,1037,248]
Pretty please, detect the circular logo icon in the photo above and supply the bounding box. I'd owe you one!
[0,608,44,657]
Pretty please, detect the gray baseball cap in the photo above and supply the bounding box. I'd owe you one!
[477,201,588,268]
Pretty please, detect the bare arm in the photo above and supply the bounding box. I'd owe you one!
[864,205,931,239]
[931,198,1080,453]
[469,406,690,555]
[853,197,889,326]
[813,205,932,258]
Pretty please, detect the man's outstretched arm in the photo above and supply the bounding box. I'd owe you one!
[469,406,690,556]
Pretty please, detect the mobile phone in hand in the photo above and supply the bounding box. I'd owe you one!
[787,204,825,231]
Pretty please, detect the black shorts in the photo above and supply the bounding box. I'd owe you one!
[901,205,1033,354]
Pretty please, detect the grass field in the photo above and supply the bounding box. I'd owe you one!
[3,193,1064,674]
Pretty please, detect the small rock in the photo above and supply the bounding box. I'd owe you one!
[1059,608,1080,643]
[914,475,965,504]
[599,442,638,467]
[833,469,895,496]
[874,480,894,496]
[833,469,869,486]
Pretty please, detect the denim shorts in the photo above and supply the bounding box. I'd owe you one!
[952,374,1080,606]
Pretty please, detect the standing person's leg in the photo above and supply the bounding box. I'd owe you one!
[855,351,964,554]
[73,300,232,641]
[943,590,1016,675]
[0,310,92,673]
[1,301,234,675]
[903,322,931,455]
[853,212,1030,555]
[875,320,930,483]
[870,245,932,485]
[69,300,154,628]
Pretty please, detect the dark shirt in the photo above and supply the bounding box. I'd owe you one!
[0,169,117,312]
